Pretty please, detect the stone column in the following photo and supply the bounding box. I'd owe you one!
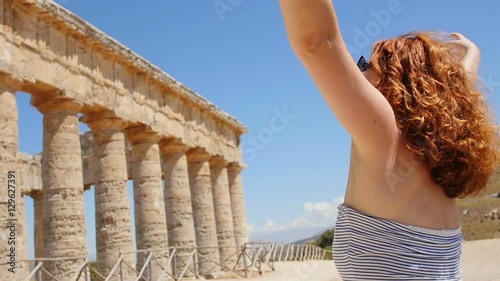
[32,192,44,259]
[0,79,28,279]
[209,156,236,270]
[160,140,196,278]
[31,95,88,278]
[126,127,169,280]
[227,163,248,248]
[187,148,220,278]
[82,112,135,279]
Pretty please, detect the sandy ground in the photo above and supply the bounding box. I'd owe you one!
[222,239,500,281]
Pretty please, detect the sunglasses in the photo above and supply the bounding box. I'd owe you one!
[357,55,370,72]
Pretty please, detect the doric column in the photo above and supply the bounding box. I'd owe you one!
[31,95,87,278]
[209,156,237,270]
[0,78,28,279]
[126,126,169,279]
[227,163,248,248]
[81,112,135,279]
[186,148,220,278]
[32,192,44,259]
[159,140,196,278]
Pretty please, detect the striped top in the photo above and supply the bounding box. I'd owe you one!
[333,204,463,280]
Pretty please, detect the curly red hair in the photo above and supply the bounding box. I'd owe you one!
[369,31,499,198]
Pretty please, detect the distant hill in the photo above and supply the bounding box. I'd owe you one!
[292,234,322,245]
[250,226,330,244]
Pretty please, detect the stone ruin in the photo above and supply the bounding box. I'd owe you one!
[0,0,249,279]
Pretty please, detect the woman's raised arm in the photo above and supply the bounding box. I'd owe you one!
[278,0,340,51]
[279,0,398,156]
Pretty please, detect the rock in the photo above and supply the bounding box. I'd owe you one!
[488,192,500,199]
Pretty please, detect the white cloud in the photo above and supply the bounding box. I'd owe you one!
[248,197,344,242]
[304,196,344,220]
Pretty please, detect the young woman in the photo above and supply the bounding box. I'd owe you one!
[279,1,498,280]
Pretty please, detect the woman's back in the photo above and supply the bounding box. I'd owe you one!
[343,135,461,231]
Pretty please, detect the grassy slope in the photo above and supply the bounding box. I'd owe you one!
[458,168,500,241]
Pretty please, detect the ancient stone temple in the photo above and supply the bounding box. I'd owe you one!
[0,0,248,280]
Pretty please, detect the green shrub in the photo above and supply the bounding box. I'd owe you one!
[314,229,334,249]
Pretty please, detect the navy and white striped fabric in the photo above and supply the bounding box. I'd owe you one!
[333,204,463,280]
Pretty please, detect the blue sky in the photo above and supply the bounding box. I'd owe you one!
[18,0,500,259]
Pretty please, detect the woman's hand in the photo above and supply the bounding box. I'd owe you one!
[450,33,480,53]
[449,33,481,77]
